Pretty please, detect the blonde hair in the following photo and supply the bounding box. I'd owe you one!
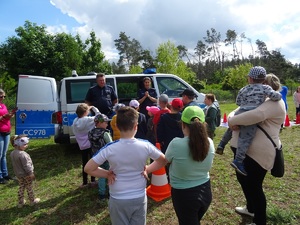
[265,73,281,91]
[76,103,89,117]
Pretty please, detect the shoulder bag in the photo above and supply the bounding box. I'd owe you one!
[257,125,284,178]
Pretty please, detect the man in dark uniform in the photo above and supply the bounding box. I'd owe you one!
[85,73,118,118]
[180,88,199,109]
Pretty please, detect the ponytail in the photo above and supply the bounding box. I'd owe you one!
[185,119,210,161]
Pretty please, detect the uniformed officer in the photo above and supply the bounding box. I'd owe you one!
[85,73,118,118]
[137,77,157,120]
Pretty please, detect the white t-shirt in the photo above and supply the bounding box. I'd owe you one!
[92,138,162,199]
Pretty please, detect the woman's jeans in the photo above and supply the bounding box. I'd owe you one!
[0,134,10,179]
[171,180,212,225]
[231,147,267,225]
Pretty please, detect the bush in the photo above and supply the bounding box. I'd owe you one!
[201,85,236,103]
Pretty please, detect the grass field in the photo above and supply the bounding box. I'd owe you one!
[1,97,299,225]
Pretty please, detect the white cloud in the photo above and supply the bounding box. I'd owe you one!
[49,0,300,64]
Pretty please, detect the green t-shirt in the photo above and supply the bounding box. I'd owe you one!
[165,136,214,189]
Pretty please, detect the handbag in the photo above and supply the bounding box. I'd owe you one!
[257,125,284,178]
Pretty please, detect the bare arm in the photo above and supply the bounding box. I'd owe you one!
[145,154,168,174]
[84,159,115,185]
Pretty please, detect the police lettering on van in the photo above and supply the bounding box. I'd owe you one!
[16,70,205,144]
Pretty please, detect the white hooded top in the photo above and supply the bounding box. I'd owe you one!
[72,106,100,150]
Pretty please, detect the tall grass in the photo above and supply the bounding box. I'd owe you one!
[1,97,299,225]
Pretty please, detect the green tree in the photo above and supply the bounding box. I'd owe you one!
[204,28,222,65]
[0,21,55,79]
[114,32,143,70]
[155,41,196,83]
[224,29,238,59]
[223,63,253,94]
[82,31,112,74]
[50,32,83,80]
[0,72,17,96]
[141,49,155,70]
[129,65,143,74]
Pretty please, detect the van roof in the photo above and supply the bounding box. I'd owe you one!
[61,73,179,80]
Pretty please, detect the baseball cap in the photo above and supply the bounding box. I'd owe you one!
[146,106,160,115]
[181,106,205,124]
[94,113,112,123]
[159,94,168,103]
[113,103,125,112]
[171,98,183,110]
[14,136,29,146]
[180,88,197,97]
[248,66,266,79]
[129,100,140,108]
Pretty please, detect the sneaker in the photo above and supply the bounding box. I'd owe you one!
[30,198,40,206]
[0,178,7,184]
[230,160,247,176]
[4,175,14,181]
[97,194,108,204]
[216,146,224,155]
[235,206,254,217]
[79,183,89,188]
[17,200,26,208]
[89,181,98,188]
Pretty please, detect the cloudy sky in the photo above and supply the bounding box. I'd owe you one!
[1,0,300,64]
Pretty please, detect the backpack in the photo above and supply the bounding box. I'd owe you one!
[213,103,221,127]
[88,128,109,154]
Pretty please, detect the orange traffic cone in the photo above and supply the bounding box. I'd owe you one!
[284,114,290,127]
[223,113,227,123]
[146,143,171,202]
[296,114,300,124]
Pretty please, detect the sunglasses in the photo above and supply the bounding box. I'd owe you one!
[0,96,6,98]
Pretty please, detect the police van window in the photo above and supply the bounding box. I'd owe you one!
[105,78,114,88]
[18,78,54,103]
[66,79,93,104]
[156,77,187,97]
[116,76,142,105]
[66,78,115,104]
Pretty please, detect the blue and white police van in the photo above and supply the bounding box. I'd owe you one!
[16,71,205,144]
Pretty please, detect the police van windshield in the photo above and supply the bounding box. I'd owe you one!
[156,77,188,97]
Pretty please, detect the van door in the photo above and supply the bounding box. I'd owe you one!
[16,75,59,139]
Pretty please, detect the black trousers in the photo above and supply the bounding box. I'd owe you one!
[171,180,212,225]
[231,147,267,225]
[81,148,95,184]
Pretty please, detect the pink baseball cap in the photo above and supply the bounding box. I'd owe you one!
[146,106,160,115]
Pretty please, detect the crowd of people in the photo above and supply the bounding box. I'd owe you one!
[0,67,290,225]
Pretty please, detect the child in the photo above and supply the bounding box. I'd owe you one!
[153,94,171,140]
[88,113,113,201]
[146,106,160,145]
[10,135,40,208]
[72,103,100,187]
[84,106,167,225]
[129,99,147,139]
[157,98,184,154]
[203,94,218,140]
[110,103,125,141]
[230,66,282,176]
[216,128,232,155]
[153,94,171,125]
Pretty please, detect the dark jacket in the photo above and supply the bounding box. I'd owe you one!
[135,112,147,139]
[204,103,218,138]
[157,112,183,153]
